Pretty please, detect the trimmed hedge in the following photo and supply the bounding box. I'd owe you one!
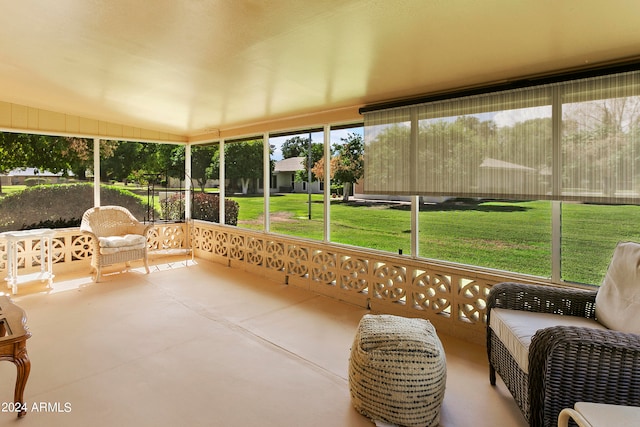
[0,183,155,232]
[162,192,239,225]
[24,177,50,186]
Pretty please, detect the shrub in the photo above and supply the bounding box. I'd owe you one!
[330,183,344,196]
[24,177,49,186]
[162,192,239,226]
[0,183,156,231]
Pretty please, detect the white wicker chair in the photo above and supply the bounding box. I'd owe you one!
[80,206,151,282]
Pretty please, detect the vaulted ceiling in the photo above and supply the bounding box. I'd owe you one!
[1,0,639,142]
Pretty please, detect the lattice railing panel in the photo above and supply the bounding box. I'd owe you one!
[0,224,190,279]
[412,268,452,316]
[265,240,286,273]
[148,223,187,250]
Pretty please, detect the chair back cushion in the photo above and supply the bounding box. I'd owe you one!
[81,206,140,237]
[595,241,640,333]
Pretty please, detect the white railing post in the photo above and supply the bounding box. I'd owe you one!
[324,125,331,242]
[263,132,270,232]
[219,139,225,225]
[93,138,100,207]
[185,144,192,220]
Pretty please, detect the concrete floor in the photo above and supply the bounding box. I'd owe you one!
[0,258,526,427]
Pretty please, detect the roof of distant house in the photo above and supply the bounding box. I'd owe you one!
[3,168,71,177]
[479,158,536,172]
[273,157,304,173]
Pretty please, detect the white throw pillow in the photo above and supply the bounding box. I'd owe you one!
[595,241,640,334]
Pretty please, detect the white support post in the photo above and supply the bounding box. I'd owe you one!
[263,132,270,232]
[185,144,192,220]
[93,138,100,207]
[551,86,562,283]
[323,124,331,243]
[410,110,419,257]
[552,201,562,283]
[219,139,225,225]
[411,195,419,258]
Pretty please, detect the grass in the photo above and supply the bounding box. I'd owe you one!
[416,201,552,277]
[331,200,412,251]
[561,203,640,284]
[0,185,28,197]
[230,194,326,239]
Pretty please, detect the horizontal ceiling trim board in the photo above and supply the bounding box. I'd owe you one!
[187,121,364,146]
[330,122,364,131]
[359,58,640,114]
[224,136,265,144]
[269,127,325,139]
[188,105,363,143]
[0,101,187,143]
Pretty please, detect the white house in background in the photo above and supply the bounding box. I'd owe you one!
[271,157,322,194]
[353,181,450,204]
[354,158,546,204]
[0,168,71,186]
[478,158,546,195]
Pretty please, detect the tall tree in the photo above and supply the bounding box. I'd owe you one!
[0,133,117,191]
[312,133,364,201]
[191,145,218,191]
[281,136,324,182]
[100,141,143,182]
[158,143,185,184]
[0,133,31,193]
[281,136,309,158]
[562,97,640,195]
[332,133,364,201]
[295,142,324,183]
[223,140,265,194]
[58,137,92,180]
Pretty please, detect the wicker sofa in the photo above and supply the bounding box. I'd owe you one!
[486,242,640,427]
[80,206,151,282]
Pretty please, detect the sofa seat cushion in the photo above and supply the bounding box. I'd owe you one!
[98,234,146,255]
[490,308,606,373]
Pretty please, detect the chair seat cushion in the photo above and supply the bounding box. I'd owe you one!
[98,234,146,255]
[489,308,605,373]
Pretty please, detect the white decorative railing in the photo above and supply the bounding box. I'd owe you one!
[0,227,91,275]
[0,223,189,277]
[1,221,549,345]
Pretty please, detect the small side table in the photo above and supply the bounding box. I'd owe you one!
[0,295,31,418]
[1,228,55,294]
[558,402,640,427]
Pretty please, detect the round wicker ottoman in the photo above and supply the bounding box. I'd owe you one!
[349,314,446,427]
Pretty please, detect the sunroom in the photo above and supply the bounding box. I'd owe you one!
[0,1,639,426]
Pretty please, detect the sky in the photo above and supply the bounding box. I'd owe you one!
[269,127,363,161]
[492,106,551,127]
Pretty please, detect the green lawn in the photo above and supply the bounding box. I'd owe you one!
[0,185,28,197]
[561,203,640,284]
